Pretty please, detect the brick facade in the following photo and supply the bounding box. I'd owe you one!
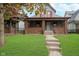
[26,27,42,34]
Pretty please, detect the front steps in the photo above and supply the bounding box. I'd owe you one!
[46,41,60,46]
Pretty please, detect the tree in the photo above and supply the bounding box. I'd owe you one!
[0,4,5,47]
[0,4,17,47]
[0,3,46,47]
[21,3,46,16]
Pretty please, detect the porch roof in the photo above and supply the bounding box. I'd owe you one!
[11,16,70,21]
[25,17,70,21]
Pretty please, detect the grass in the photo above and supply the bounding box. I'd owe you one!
[56,34,79,56]
[0,34,48,56]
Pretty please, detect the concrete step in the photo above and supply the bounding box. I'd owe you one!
[46,39,59,42]
[44,31,54,35]
[48,46,61,51]
[46,42,60,46]
[45,35,54,37]
[45,35,53,37]
[46,38,57,40]
[49,51,62,56]
[46,37,58,40]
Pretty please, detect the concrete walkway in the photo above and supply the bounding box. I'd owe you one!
[44,31,62,56]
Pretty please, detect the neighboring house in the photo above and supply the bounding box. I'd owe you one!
[4,3,70,34]
[65,10,79,33]
[64,11,75,33]
[70,10,79,33]
[64,11,74,17]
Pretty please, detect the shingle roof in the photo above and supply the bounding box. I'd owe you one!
[70,9,79,22]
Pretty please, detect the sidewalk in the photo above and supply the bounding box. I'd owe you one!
[44,31,62,56]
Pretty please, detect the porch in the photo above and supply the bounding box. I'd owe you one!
[24,17,69,34]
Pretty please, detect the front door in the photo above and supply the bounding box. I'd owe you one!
[46,22,52,31]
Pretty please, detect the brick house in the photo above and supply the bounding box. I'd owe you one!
[23,4,69,34]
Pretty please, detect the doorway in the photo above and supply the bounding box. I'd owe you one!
[46,22,53,31]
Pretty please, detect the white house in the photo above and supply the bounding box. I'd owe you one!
[64,11,75,33]
[65,10,79,33]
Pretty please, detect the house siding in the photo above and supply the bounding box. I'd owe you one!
[26,27,43,34]
[53,26,65,34]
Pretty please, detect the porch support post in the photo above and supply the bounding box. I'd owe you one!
[10,21,13,34]
[10,19,16,34]
[15,21,18,33]
[64,19,68,34]
[42,20,45,34]
[10,21,11,33]
[24,19,28,34]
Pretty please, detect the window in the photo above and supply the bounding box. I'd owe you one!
[4,20,10,28]
[11,21,16,28]
[28,21,42,27]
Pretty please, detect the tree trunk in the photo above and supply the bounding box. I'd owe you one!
[0,5,4,47]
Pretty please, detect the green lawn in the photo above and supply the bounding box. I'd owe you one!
[0,34,48,56]
[56,34,79,56]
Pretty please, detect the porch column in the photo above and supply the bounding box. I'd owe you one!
[10,20,12,34]
[15,21,19,34]
[10,22,16,34]
[64,19,68,34]
[24,20,28,34]
[42,20,45,34]
[10,19,16,34]
[14,22,17,34]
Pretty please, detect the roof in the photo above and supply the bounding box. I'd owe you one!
[11,16,70,19]
[64,11,75,17]
[25,17,70,19]
[47,4,56,12]
[70,9,79,22]
[23,17,70,21]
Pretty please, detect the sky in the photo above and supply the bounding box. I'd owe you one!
[50,3,79,16]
